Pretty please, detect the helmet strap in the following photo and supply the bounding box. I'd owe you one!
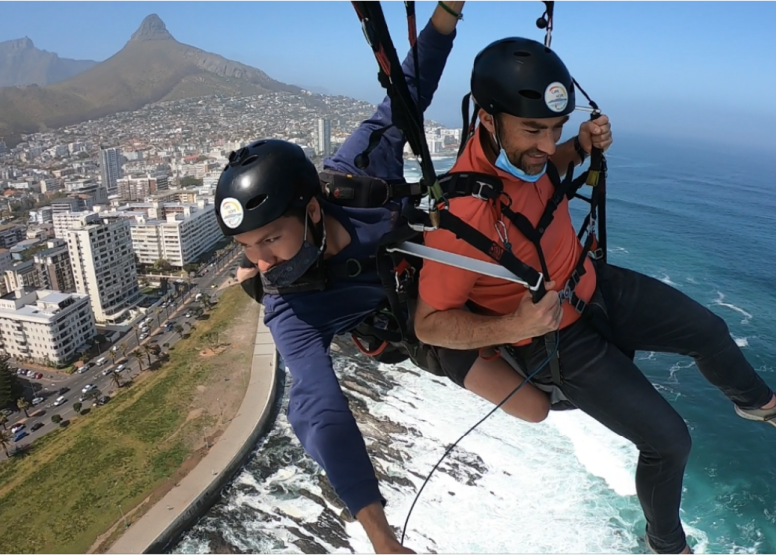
[305,206,327,256]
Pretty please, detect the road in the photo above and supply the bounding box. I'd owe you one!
[1,246,242,460]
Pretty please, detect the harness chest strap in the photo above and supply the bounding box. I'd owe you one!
[403,164,603,384]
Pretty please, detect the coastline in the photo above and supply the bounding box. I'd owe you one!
[106,306,280,554]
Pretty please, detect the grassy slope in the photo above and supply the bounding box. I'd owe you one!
[0,286,255,554]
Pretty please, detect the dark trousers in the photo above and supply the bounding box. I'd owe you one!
[515,263,773,553]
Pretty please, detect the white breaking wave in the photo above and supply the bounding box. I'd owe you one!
[733,336,749,348]
[713,292,753,325]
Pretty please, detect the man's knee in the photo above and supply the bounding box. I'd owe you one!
[704,309,732,341]
[645,417,693,468]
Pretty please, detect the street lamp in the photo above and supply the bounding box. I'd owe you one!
[216,397,223,418]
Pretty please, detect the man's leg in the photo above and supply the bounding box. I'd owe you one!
[435,347,551,423]
[599,263,774,411]
[519,318,693,554]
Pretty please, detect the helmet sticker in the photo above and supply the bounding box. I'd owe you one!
[220,197,244,229]
[544,82,569,113]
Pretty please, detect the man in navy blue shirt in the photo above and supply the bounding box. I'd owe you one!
[215,5,469,553]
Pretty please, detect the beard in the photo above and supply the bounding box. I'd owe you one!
[506,149,548,175]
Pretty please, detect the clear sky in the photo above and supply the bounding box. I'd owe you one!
[2,1,775,152]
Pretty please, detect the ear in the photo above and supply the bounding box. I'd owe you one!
[307,197,322,224]
[479,109,496,135]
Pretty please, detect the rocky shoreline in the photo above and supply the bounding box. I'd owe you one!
[173,335,492,554]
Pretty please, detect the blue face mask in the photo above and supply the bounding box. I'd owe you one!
[492,134,547,183]
[260,209,326,289]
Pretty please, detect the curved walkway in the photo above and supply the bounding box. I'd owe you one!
[108,306,279,554]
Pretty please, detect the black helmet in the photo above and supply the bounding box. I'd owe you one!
[215,139,320,236]
[471,37,575,119]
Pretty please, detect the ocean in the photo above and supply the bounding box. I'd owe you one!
[172,133,776,554]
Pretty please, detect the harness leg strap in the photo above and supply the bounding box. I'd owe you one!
[544,333,562,385]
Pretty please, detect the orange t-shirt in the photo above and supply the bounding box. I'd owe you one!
[417,127,597,346]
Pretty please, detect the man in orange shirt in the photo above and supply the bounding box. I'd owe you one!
[413,37,776,554]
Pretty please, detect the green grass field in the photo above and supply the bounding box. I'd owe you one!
[0,286,255,554]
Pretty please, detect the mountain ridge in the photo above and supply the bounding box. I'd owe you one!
[0,14,301,146]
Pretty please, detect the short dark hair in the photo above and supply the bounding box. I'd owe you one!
[282,205,307,222]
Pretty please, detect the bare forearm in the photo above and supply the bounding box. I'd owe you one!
[416,308,523,349]
[356,501,402,553]
[431,1,464,35]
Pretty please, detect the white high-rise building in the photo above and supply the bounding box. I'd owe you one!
[100,147,122,195]
[65,214,140,324]
[0,289,95,365]
[317,117,331,158]
[129,202,221,267]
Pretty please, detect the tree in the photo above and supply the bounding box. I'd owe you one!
[51,414,62,424]
[110,371,122,390]
[0,428,11,457]
[16,398,29,418]
[132,349,144,372]
[119,342,127,360]
[180,176,203,188]
[204,332,220,350]
[174,324,184,338]
[153,259,172,273]
[73,402,82,414]
[0,356,22,408]
[142,344,154,367]
[95,335,107,355]
[85,388,101,403]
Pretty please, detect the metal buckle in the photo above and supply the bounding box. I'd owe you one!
[529,272,545,293]
[589,248,605,260]
[408,222,439,232]
[558,281,574,303]
[572,296,587,314]
[346,259,362,278]
[472,180,495,201]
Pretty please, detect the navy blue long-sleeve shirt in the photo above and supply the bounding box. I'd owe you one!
[261,20,455,518]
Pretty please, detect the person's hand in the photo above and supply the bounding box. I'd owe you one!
[236,266,258,283]
[578,114,612,154]
[506,281,563,341]
[372,539,416,554]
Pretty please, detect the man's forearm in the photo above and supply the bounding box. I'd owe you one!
[356,502,401,552]
[416,307,522,350]
[550,136,585,178]
[431,1,464,35]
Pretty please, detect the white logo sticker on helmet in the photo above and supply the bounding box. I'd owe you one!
[220,197,244,229]
[544,82,569,113]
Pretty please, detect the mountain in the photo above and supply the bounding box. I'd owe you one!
[0,14,301,145]
[0,37,98,87]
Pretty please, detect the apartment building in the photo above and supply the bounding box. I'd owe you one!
[0,288,95,365]
[117,174,169,201]
[34,242,76,292]
[66,214,140,323]
[129,201,220,267]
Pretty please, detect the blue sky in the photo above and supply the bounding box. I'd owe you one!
[2,1,775,151]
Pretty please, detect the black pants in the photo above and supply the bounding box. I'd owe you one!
[511,263,774,553]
